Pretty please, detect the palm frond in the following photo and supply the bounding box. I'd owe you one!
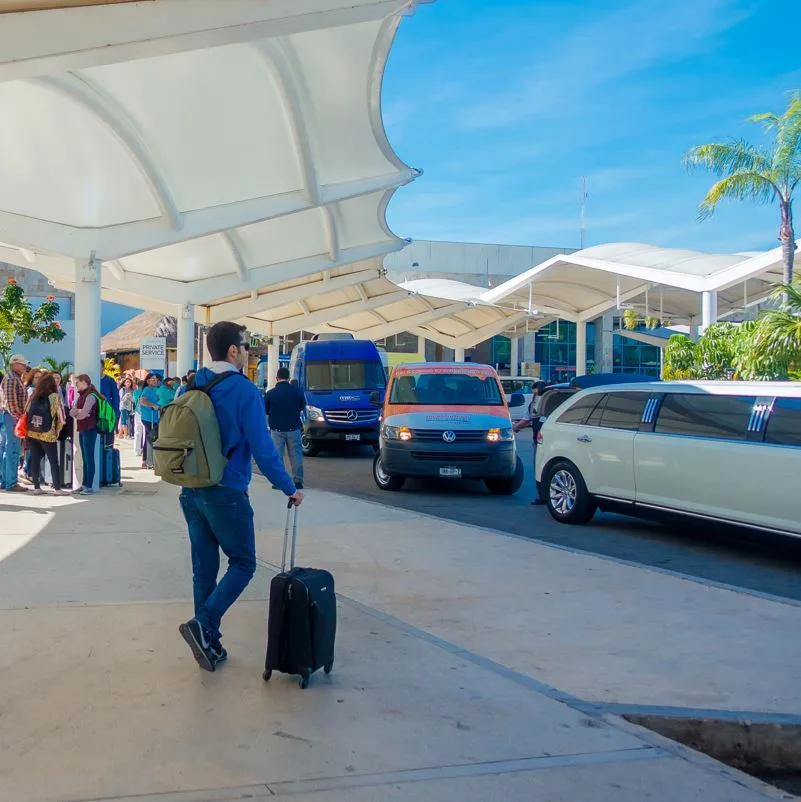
[773,92,801,187]
[750,111,782,133]
[684,140,773,177]
[768,280,801,315]
[697,171,780,219]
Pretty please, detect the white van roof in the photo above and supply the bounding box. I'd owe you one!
[580,381,801,398]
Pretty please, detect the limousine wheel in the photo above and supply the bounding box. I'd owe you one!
[373,453,405,492]
[301,434,320,457]
[485,456,525,496]
[545,461,596,525]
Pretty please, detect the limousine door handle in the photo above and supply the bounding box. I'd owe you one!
[576,435,592,444]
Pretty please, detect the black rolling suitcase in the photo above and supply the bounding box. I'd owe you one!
[263,502,336,689]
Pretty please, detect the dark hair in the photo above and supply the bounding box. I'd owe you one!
[276,367,290,381]
[206,321,246,362]
[75,374,102,398]
[30,373,58,405]
[145,373,160,385]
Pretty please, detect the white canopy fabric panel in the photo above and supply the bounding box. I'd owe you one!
[216,272,541,347]
[300,278,542,348]
[0,0,427,306]
[483,242,798,325]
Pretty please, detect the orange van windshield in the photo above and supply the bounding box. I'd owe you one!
[389,371,503,406]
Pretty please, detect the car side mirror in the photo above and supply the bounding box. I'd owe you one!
[369,390,382,407]
[509,393,525,408]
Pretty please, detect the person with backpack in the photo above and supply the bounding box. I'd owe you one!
[99,361,120,447]
[159,321,303,673]
[25,373,68,496]
[69,374,103,495]
[513,380,548,506]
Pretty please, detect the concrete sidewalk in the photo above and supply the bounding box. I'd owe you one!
[0,443,795,802]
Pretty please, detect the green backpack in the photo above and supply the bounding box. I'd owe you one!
[93,393,117,434]
[153,372,239,488]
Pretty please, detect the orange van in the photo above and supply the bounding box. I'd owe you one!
[372,362,525,495]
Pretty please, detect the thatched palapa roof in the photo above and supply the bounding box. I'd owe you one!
[101,312,179,354]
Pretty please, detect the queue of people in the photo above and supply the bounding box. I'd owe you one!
[0,358,195,495]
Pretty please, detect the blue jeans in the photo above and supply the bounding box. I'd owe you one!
[78,429,98,489]
[271,429,303,484]
[179,485,256,646]
[0,412,22,490]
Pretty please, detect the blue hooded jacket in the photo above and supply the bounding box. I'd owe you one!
[193,366,295,496]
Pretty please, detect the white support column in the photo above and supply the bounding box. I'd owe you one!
[594,313,614,373]
[575,321,587,377]
[417,335,426,363]
[73,255,102,492]
[176,303,195,376]
[454,347,465,362]
[510,336,520,375]
[701,290,718,333]
[267,336,280,389]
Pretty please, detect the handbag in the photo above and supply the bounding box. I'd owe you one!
[14,413,28,438]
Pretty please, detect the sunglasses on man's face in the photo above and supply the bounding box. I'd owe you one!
[239,342,250,352]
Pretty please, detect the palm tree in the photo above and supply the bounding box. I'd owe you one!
[41,356,71,381]
[744,282,801,379]
[685,92,801,287]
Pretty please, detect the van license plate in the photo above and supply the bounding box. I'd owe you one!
[439,467,461,478]
[345,434,361,441]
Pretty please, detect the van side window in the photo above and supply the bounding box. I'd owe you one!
[654,394,756,440]
[555,394,602,425]
[598,392,647,431]
[765,398,801,447]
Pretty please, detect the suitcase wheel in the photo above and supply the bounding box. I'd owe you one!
[299,672,309,690]
[262,670,272,683]
[324,662,333,675]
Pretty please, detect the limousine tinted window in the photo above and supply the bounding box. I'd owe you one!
[764,398,801,447]
[555,393,601,425]
[597,391,648,431]
[654,393,756,440]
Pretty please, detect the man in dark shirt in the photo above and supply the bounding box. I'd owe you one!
[264,367,307,489]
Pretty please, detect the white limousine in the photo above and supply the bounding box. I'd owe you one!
[535,381,801,536]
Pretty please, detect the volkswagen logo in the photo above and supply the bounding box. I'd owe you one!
[442,430,457,443]
[346,410,358,422]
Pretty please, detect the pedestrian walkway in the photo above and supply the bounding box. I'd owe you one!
[0,443,795,802]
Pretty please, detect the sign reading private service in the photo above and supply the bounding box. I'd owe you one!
[140,337,167,374]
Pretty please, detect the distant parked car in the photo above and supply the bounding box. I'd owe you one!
[501,377,535,421]
[535,380,801,536]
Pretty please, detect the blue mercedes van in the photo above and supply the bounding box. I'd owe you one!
[289,337,387,455]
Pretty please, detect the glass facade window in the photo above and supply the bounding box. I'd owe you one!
[533,321,595,382]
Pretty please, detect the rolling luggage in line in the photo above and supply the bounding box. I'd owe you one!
[60,438,73,489]
[263,501,336,689]
[100,446,122,488]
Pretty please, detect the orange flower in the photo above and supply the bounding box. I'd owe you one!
[7,277,17,285]
[46,294,55,301]
[53,322,62,330]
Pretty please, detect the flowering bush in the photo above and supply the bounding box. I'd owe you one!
[0,278,66,370]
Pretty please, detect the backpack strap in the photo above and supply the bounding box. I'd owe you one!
[189,370,241,395]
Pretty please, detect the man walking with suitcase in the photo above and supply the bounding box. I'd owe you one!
[265,367,306,489]
[177,322,304,672]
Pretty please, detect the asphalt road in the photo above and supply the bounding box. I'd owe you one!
[296,435,801,602]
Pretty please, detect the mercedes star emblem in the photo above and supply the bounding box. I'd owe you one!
[346,410,358,422]
[442,430,457,443]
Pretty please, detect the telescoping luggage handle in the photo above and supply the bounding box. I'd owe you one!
[281,500,299,573]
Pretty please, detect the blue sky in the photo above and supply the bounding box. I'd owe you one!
[382,0,801,254]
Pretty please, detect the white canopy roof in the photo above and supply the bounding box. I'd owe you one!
[483,242,796,325]
[0,0,427,306]
[221,273,542,348]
